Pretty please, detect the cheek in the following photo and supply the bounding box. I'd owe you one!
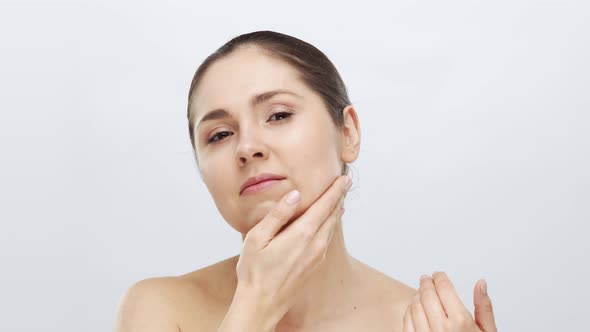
[198,118,342,235]
[282,122,342,178]
[279,123,342,212]
[200,156,238,216]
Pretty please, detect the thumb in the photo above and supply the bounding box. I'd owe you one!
[473,279,497,332]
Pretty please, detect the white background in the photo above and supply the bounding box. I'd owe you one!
[1,1,588,331]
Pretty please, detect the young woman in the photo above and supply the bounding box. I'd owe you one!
[115,30,498,332]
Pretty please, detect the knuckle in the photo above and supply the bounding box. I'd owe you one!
[334,199,344,212]
[443,320,453,331]
[326,212,338,226]
[475,302,494,314]
[452,312,473,328]
[297,227,314,241]
[244,229,260,244]
[268,206,289,222]
[311,239,327,255]
[421,287,436,298]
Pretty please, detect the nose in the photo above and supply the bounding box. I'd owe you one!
[235,130,269,167]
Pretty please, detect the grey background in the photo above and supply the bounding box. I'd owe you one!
[1,1,588,331]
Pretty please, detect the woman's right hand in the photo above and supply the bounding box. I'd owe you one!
[230,174,351,328]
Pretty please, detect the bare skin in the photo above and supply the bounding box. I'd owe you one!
[132,226,418,332]
[114,45,497,332]
[114,47,417,332]
[178,259,415,332]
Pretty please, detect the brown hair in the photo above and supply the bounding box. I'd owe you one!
[187,30,352,175]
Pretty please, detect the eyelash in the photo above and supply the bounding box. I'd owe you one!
[206,111,293,145]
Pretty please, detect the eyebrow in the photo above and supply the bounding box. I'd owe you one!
[195,89,302,131]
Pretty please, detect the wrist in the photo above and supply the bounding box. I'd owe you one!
[219,285,280,332]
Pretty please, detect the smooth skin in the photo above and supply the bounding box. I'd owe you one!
[218,175,351,332]
[113,45,498,331]
[404,272,497,332]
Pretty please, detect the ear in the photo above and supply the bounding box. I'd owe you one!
[340,105,361,163]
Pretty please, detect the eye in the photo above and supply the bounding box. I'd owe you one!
[206,111,293,145]
[207,131,233,144]
[268,111,293,122]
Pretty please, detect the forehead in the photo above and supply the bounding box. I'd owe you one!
[191,47,310,115]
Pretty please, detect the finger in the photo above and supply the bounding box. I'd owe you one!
[474,279,497,332]
[288,201,344,276]
[410,292,430,332]
[419,275,447,329]
[326,207,343,243]
[314,196,345,247]
[282,175,351,243]
[432,271,471,319]
[403,305,416,332]
[247,189,301,247]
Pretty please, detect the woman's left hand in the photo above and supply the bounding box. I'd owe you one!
[403,272,497,332]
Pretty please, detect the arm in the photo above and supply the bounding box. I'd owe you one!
[216,286,280,332]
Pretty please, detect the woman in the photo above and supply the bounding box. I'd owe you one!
[115,30,498,332]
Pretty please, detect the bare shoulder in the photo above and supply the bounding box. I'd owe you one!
[352,257,419,330]
[113,276,186,332]
[114,255,239,332]
[178,254,239,302]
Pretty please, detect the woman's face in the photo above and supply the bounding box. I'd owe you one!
[189,46,356,235]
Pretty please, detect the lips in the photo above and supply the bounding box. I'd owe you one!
[240,173,286,195]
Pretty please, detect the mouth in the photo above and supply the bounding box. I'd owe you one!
[240,178,285,195]
[240,173,287,195]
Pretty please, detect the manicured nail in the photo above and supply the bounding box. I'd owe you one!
[420,274,428,281]
[285,190,300,205]
[481,279,488,295]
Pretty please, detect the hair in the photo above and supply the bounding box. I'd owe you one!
[187,30,352,175]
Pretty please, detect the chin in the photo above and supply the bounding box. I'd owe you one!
[229,207,270,234]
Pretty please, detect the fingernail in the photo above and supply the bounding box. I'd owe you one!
[420,274,428,281]
[285,190,300,205]
[481,279,488,296]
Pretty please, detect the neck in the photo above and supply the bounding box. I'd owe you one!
[235,216,361,329]
[229,214,401,330]
[274,221,361,329]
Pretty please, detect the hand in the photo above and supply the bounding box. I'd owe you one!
[403,271,497,332]
[234,175,351,323]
